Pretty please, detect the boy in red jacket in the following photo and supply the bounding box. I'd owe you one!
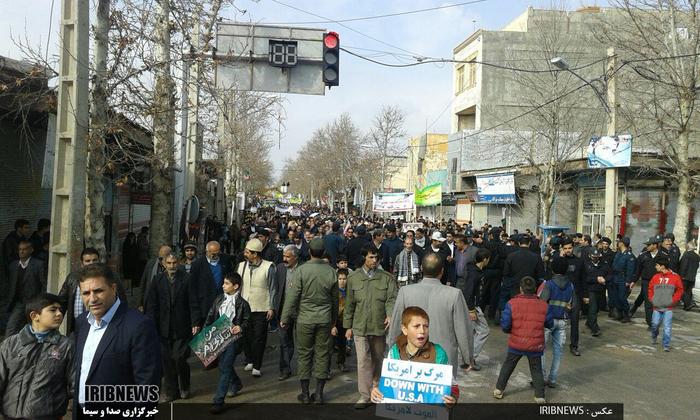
[648,257,684,352]
[494,276,553,403]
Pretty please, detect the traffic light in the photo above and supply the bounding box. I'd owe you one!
[323,32,340,87]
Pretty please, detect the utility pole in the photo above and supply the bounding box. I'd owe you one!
[48,0,89,295]
[604,48,618,236]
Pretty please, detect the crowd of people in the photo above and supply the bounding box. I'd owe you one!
[0,210,696,416]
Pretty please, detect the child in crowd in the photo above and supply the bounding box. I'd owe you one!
[370,306,458,407]
[494,276,553,403]
[332,269,349,372]
[337,254,352,272]
[649,257,684,352]
[207,272,251,415]
[0,293,74,419]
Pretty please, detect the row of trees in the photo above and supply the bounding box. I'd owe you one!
[9,0,278,256]
[280,105,406,213]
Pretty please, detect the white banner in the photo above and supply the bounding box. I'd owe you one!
[373,192,415,212]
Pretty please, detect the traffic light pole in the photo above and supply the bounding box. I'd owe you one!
[48,0,89,297]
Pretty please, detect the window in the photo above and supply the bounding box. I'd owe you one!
[456,65,465,94]
[451,158,458,174]
[467,53,477,88]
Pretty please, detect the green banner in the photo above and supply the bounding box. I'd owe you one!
[415,183,442,206]
[189,314,240,367]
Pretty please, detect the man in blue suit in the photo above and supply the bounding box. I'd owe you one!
[74,263,161,416]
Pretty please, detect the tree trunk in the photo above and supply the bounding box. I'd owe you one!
[673,122,691,249]
[86,0,110,261]
[150,0,175,253]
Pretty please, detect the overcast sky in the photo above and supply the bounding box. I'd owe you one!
[0,0,599,179]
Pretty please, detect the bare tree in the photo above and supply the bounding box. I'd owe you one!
[368,105,406,190]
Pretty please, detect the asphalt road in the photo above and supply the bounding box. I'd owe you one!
[176,302,700,419]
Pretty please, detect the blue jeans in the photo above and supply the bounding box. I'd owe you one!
[213,340,242,404]
[651,310,673,349]
[543,319,567,384]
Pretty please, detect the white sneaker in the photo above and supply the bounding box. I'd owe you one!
[534,397,546,404]
[244,363,253,371]
[252,369,262,377]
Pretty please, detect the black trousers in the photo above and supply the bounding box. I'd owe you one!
[244,312,269,370]
[586,290,605,333]
[481,274,502,320]
[496,351,545,398]
[632,281,653,326]
[278,320,295,375]
[161,338,190,398]
[682,280,695,308]
[570,295,582,349]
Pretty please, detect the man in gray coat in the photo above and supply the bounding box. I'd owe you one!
[387,253,475,376]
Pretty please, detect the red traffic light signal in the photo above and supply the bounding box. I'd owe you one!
[323,32,340,87]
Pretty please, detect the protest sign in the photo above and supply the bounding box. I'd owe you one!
[402,222,423,233]
[189,315,241,367]
[375,358,452,420]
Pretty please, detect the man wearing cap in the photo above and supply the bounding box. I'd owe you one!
[612,237,636,322]
[181,242,197,273]
[583,249,612,337]
[425,231,450,285]
[596,237,615,313]
[280,238,338,404]
[630,235,668,327]
[190,241,234,329]
[237,238,278,377]
[661,233,681,272]
[344,245,397,409]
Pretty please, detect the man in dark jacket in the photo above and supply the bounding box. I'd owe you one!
[323,223,346,266]
[139,244,172,312]
[1,219,30,274]
[74,263,161,413]
[661,233,681,272]
[346,225,370,270]
[678,241,698,311]
[553,237,585,356]
[481,229,505,322]
[58,247,127,335]
[190,241,234,329]
[611,237,636,322]
[424,232,450,285]
[501,235,545,312]
[5,240,46,336]
[583,249,612,336]
[631,235,669,327]
[258,229,281,265]
[146,253,194,402]
[381,225,403,274]
[275,245,301,381]
[462,248,491,370]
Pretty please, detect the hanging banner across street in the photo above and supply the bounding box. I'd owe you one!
[373,192,415,212]
[476,173,516,204]
[414,183,442,206]
[587,135,632,168]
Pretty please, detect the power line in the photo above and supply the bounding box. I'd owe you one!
[267,0,432,59]
[262,0,490,25]
[341,47,609,74]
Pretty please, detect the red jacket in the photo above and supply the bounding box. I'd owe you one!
[648,271,684,310]
[502,294,551,353]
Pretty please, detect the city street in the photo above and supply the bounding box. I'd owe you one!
[174,299,700,420]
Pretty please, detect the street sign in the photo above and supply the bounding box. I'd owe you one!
[215,23,328,95]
